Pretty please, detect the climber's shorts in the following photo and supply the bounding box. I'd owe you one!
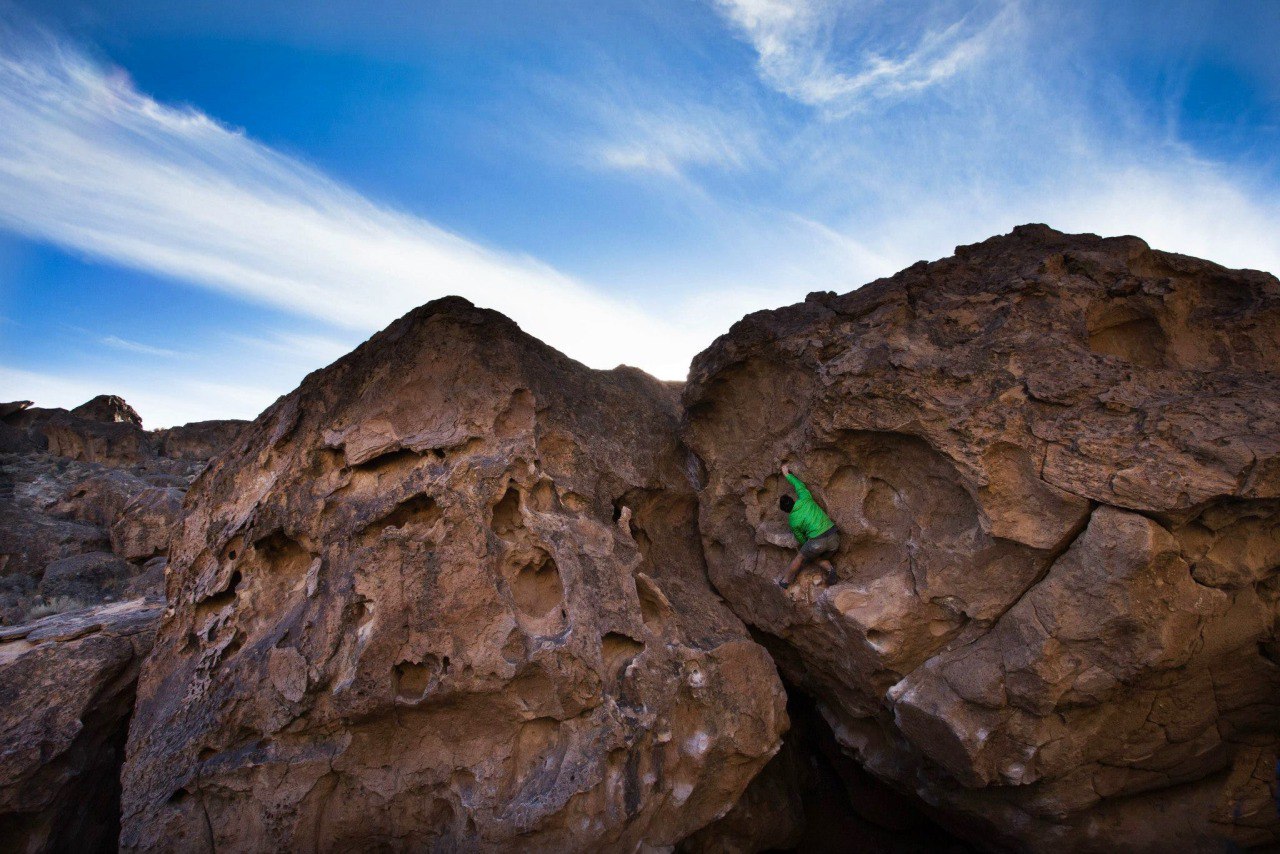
[800,528,840,561]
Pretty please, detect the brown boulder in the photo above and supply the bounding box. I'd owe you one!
[0,598,161,853]
[121,297,786,852]
[683,225,1280,851]
[38,550,136,603]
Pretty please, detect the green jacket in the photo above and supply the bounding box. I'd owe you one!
[785,473,835,545]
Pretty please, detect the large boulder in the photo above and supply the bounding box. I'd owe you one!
[0,598,161,853]
[121,297,786,852]
[683,225,1280,851]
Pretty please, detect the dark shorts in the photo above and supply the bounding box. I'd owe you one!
[800,528,839,560]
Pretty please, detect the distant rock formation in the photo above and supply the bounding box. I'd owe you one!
[120,298,786,851]
[683,224,1280,851]
[0,398,248,623]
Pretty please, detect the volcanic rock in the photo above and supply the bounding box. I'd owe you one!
[39,550,135,602]
[71,394,144,426]
[110,487,185,562]
[1,399,247,623]
[0,598,161,853]
[155,420,250,461]
[121,297,786,851]
[683,225,1280,851]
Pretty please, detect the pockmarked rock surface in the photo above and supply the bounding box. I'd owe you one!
[0,598,162,853]
[684,225,1280,851]
[122,297,787,852]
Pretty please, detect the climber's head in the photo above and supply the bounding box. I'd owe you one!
[779,494,794,513]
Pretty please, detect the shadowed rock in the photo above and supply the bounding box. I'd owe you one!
[683,224,1280,851]
[0,598,161,853]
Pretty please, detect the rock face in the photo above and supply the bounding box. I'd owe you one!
[121,298,786,852]
[0,598,162,853]
[0,402,247,623]
[684,225,1280,851]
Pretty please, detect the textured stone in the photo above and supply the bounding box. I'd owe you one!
[110,487,185,562]
[0,598,161,853]
[121,297,786,852]
[683,225,1280,851]
[155,420,248,461]
[39,550,135,602]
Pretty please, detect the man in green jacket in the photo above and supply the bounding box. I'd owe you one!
[777,464,840,589]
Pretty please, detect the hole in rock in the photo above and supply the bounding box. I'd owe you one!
[510,553,563,618]
[352,447,421,473]
[195,569,242,616]
[377,494,441,532]
[601,632,645,679]
[501,629,527,664]
[1260,640,1280,668]
[393,658,439,700]
[730,677,975,853]
[228,549,237,560]
[636,578,666,631]
[493,486,523,537]
[1087,306,1169,368]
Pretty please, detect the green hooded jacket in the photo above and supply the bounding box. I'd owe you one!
[785,473,835,545]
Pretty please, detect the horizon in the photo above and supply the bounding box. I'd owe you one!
[1,0,1278,427]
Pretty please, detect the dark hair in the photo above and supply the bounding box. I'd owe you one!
[779,495,794,513]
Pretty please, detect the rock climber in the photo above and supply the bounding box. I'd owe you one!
[777,463,839,589]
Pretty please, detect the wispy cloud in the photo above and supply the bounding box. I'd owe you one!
[0,24,726,380]
[100,335,186,358]
[593,104,761,178]
[713,0,1018,114]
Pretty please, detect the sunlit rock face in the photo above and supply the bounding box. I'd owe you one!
[683,225,1280,851]
[120,297,786,853]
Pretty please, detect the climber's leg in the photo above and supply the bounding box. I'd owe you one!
[779,552,805,589]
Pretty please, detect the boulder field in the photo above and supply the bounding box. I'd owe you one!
[1,225,1277,852]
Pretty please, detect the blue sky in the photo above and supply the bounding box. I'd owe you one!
[0,0,1277,426]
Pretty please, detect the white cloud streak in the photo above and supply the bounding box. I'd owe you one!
[100,335,186,358]
[0,27,724,381]
[594,105,761,178]
[713,0,1017,113]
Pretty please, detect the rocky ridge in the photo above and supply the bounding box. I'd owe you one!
[1,224,1277,852]
[0,398,248,623]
